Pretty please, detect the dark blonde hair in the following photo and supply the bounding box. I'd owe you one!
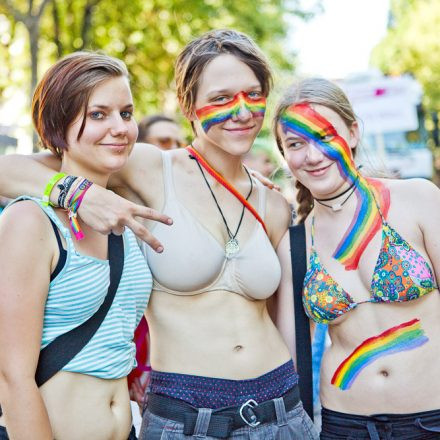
[32,51,128,157]
[175,29,272,124]
[273,78,358,222]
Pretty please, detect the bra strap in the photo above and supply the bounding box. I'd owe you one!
[160,151,176,201]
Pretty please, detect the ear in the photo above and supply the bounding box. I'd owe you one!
[180,103,197,122]
[348,121,360,150]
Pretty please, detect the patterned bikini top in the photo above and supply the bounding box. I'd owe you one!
[303,207,438,324]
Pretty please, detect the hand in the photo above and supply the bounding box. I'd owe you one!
[129,376,147,409]
[248,169,281,191]
[78,185,172,252]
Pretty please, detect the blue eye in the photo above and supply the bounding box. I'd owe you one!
[321,134,334,142]
[287,141,305,149]
[247,91,262,100]
[89,111,104,119]
[121,111,133,120]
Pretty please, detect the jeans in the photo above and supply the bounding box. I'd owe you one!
[320,407,440,440]
[139,400,318,439]
[0,424,137,439]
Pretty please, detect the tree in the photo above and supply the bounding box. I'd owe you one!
[371,0,440,112]
[1,0,318,148]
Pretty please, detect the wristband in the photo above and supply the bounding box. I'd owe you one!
[42,172,66,206]
[67,178,93,240]
[57,175,78,209]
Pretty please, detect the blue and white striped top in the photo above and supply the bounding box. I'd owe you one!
[12,197,152,379]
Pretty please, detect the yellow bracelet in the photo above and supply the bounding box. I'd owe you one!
[42,172,66,207]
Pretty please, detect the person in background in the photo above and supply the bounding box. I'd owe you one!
[243,137,277,178]
[137,114,185,150]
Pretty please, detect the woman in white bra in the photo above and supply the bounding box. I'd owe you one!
[0,30,318,439]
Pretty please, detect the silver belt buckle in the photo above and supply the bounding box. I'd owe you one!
[239,399,261,427]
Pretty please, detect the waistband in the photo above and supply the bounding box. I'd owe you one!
[147,384,300,438]
[321,407,440,440]
[148,360,298,409]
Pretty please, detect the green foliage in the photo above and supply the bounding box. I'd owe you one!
[2,0,317,118]
[371,0,440,112]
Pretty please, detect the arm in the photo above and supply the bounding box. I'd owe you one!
[0,202,55,439]
[274,230,296,361]
[416,179,440,280]
[0,147,172,250]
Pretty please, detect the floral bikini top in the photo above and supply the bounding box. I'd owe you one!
[303,209,438,324]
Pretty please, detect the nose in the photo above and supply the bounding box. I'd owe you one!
[110,114,129,137]
[306,143,325,164]
[232,93,252,122]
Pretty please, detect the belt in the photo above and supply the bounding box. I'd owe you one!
[147,384,300,438]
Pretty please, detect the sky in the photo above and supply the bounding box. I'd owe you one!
[290,0,391,79]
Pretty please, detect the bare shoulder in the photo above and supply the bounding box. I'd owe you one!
[0,201,55,266]
[380,177,440,206]
[115,142,163,187]
[264,187,291,247]
[0,200,53,240]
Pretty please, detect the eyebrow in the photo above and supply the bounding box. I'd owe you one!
[206,85,262,98]
[88,104,134,110]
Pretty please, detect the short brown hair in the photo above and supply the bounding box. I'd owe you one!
[32,51,128,156]
[175,29,272,119]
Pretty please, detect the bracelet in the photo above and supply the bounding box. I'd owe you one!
[66,178,93,240]
[42,172,66,207]
[57,175,78,209]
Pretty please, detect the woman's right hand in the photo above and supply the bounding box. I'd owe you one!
[79,185,172,252]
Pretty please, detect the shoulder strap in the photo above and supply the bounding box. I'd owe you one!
[289,223,313,421]
[35,233,124,386]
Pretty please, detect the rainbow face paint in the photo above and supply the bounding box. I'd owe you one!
[331,319,429,390]
[280,103,390,270]
[196,92,266,133]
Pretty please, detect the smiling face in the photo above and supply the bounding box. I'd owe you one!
[277,103,359,198]
[191,54,266,156]
[63,76,137,181]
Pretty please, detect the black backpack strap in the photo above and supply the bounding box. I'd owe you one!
[35,233,124,386]
[289,223,313,421]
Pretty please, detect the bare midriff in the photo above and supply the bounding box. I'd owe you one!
[0,372,132,440]
[320,291,440,415]
[146,289,292,379]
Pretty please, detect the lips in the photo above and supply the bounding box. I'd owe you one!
[224,125,256,133]
[305,163,333,176]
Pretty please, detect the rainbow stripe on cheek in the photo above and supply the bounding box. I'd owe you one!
[331,319,429,390]
[196,92,266,133]
[280,104,390,270]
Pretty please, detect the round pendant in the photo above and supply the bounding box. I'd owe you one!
[225,238,239,258]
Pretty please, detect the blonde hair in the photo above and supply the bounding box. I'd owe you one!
[273,78,358,222]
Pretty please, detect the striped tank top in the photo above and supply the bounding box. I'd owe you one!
[13,197,152,379]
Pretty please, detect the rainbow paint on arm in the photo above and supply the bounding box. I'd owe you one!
[196,91,266,133]
[280,103,390,270]
[331,318,429,390]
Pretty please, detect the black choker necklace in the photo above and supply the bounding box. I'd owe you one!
[314,178,358,212]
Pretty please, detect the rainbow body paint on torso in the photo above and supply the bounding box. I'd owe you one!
[280,103,390,270]
[196,91,266,132]
[331,318,429,390]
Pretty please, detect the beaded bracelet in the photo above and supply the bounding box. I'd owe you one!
[66,178,93,240]
[42,172,66,207]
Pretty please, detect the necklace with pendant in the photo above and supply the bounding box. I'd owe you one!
[314,177,358,212]
[192,158,253,258]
